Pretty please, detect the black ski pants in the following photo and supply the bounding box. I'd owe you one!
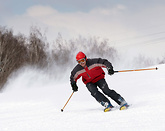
[86,79,122,105]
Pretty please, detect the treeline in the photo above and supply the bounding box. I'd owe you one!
[0,26,118,90]
[0,26,164,90]
[0,26,48,89]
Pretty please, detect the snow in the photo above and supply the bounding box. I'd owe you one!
[0,64,165,131]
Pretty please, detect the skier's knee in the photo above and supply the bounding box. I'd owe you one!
[91,92,97,97]
[102,89,112,96]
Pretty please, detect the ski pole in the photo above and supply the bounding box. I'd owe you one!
[61,91,74,112]
[114,67,158,73]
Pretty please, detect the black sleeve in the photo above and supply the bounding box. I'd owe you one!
[95,58,113,69]
[70,64,82,84]
[70,70,76,84]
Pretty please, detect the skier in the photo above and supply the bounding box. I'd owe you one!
[70,51,129,112]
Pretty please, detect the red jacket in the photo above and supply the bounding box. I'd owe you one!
[70,58,113,85]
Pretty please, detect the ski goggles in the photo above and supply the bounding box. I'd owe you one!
[77,58,86,64]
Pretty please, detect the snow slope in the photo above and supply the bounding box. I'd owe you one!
[0,64,165,131]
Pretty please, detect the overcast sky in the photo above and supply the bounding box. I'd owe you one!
[1,0,165,58]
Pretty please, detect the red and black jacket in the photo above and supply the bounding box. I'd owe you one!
[70,58,113,85]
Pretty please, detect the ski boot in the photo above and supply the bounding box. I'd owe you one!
[103,102,114,112]
[118,97,129,110]
[120,103,129,110]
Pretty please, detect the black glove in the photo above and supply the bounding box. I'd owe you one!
[71,82,78,92]
[107,67,114,75]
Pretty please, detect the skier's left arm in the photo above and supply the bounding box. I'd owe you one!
[96,58,114,75]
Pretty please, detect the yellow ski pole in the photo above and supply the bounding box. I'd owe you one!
[114,67,158,73]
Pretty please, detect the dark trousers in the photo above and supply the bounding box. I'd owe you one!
[86,79,122,105]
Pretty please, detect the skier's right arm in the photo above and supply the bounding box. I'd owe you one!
[70,66,80,92]
[71,81,78,92]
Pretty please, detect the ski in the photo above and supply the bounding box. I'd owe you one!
[104,104,131,112]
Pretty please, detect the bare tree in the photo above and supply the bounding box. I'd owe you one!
[0,27,28,89]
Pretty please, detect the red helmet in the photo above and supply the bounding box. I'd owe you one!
[76,51,86,61]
